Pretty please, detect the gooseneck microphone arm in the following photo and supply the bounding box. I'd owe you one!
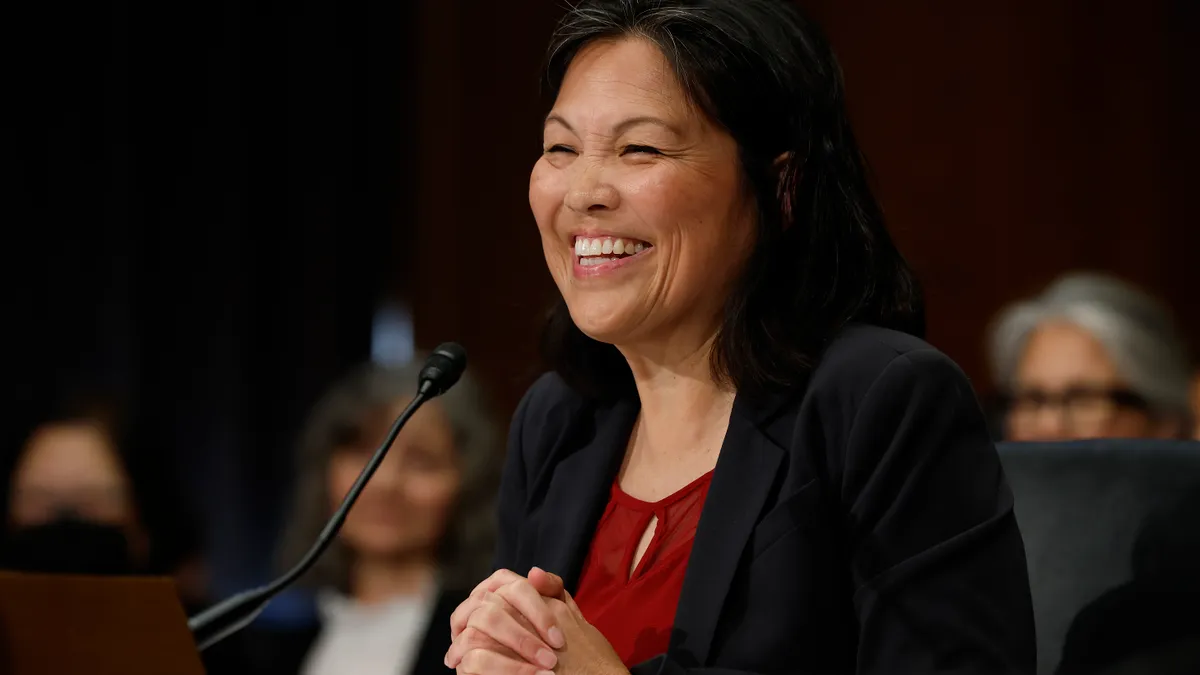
[188,343,468,652]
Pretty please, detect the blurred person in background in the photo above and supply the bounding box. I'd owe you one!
[0,391,245,673]
[1,397,148,576]
[247,360,502,675]
[989,272,1194,441]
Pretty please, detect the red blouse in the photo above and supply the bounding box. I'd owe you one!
[573,470,714,667]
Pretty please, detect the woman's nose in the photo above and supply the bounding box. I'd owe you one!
[367,452,405,488]
[564,159,620,214]
[1029,406,1070,441]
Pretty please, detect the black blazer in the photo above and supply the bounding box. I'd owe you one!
[494,325,1037,675]
[241,588,464,675]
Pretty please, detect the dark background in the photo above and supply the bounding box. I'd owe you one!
[3,0,1196,597]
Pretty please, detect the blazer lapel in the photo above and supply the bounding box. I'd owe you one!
[670,394,785,666]
[535,396,638,591]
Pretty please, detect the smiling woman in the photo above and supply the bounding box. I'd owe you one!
[445,2,1036,675]
[532,37,755,359]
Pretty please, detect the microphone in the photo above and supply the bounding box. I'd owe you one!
[187,343,469,652]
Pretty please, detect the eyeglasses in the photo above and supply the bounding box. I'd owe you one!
[999,385,1149,435]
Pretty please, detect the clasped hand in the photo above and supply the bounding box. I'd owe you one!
[445,567,627,675]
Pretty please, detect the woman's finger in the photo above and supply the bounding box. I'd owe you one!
[444,625,521,669]
[467,597,557,669]
[450,569,526,639]
[526,566,566,600]
[446,592,549,669]
[561,588,580,614]
[458,647,554,675]
[496,578,565,649]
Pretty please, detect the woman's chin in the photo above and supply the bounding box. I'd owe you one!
[569,312,640,346]
[347,536,435,562]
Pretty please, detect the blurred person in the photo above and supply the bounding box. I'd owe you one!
[0,392,246,673]
[989,272,1193,441]
[444,1,1035,674]
[1,402,147,575]
[249,360,501,675]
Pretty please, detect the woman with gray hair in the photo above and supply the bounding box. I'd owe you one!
[247,358,502,675]
[989,272,1193,441]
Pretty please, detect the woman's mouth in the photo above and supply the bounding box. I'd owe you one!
[573,235,653,268]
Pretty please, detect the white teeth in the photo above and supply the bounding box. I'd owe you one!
[572,236,651,259]
[580,256,619,266]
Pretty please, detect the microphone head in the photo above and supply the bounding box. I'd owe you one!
[418,342,468,397]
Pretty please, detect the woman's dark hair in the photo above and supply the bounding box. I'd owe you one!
[540,0,924,401]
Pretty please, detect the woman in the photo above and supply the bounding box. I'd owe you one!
[989,272,1193,441]
[253,361,501,675]
[446,1,1036,674]
[2,401,149,576]
[1,393,245,674]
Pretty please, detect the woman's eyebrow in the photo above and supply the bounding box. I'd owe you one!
[544,114,681,137]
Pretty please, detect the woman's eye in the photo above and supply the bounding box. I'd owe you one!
[622,145,662,156]
[545,144,576,154]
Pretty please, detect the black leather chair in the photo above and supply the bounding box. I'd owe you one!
[997,440,1200,674]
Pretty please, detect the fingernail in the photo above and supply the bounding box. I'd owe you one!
[548,626,565,649]
[443,655,451,668]
[536,648,557,669]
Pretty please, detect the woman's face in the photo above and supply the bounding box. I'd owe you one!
[9,422,136,529]
[530,37,756,350]
[1006,322,1176,441]
[328,401,462,563]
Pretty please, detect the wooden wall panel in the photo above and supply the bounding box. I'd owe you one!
[803,0,1199,388]
[408,1,563,416]
[408,0,1199,417]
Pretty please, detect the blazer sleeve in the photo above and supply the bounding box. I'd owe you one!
[840,349,1036,674]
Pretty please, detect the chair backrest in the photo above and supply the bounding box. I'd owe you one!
[996,440,1200,674]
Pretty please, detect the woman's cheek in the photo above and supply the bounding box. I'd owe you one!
[529,160,562,222]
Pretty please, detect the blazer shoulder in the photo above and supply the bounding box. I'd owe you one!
[515,371,591,431]
[795,324,977,436]
[812,323,966,393]
[511,371,592,469]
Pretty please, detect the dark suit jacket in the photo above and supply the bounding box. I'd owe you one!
[241,588,464,675]
[495,324,1037,674]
